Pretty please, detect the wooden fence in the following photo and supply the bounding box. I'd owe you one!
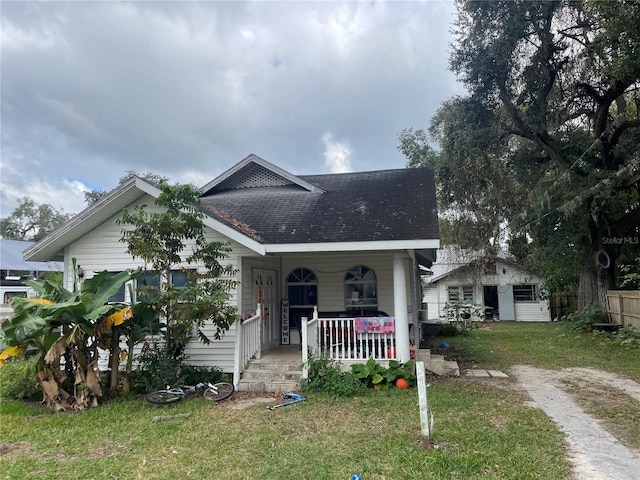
[606,290,640,329]
[550,292,578,319]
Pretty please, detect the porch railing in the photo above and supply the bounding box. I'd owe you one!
[301,307,320,379]
[302,308,397,378]
[232,304,262,388]
[320,317,397,361]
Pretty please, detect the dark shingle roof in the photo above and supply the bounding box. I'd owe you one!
[199,167,439,244]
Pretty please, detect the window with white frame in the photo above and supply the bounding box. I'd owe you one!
[447,285,474,303]
[513,284,537,302]
[171,270,196,300]
[135,270,196,302]
[345,265,377,310]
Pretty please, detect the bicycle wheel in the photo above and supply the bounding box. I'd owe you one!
[145,390,184,404]
[203,382,234,402]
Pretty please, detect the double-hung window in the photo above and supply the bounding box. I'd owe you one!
[447,285,473,303]
[135,270,195,302]
[513,284,537,302]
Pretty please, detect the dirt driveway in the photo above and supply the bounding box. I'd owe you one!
[512,365,640,480]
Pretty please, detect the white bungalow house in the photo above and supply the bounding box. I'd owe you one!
[422,250,550,324]
[23,155,439,386]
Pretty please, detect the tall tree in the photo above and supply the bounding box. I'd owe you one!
[421,0,640,308]
[116,182,238,357]
[0,197,72,241]
[84,170,170,206]
[399,98,520,253]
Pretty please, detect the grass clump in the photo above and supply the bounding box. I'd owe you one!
[0,356,41,401]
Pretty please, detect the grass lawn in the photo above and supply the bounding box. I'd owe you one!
[0,385,567,480]
[438,321,640,380]
[436,321,640,452]
[1,321,637,479]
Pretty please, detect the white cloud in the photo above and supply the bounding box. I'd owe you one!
[1,1,464,216]
[322,133,352,174]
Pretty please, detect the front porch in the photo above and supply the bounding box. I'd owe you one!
[234,305,408,389]
[233,251,436,390]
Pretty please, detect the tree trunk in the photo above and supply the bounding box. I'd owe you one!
[577,226,618,310]
[577,263,611,310]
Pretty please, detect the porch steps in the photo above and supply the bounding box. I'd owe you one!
[237,358,303,393]
[415,349,460,377]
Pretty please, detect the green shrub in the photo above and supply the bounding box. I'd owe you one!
[351,358,416,389]
[302,356,365,397]
[0,356,41,401]
[439,323,470,337]
[611,325,640,348]
[128,343,227,393]
[563,304,608,331]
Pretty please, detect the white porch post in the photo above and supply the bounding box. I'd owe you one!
[393,253,411,362]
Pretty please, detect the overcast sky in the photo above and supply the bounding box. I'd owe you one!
[1,0,464,217]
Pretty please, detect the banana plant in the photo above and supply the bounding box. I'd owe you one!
[96,292,159,392]
[0,261,142,411]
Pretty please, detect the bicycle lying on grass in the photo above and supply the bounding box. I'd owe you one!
[145,381,234,404]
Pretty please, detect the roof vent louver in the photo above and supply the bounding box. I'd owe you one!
[223,165,294,190]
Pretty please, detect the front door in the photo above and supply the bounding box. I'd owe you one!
[497,285,515,321]
[287,267,318,345]
[254,269,279,349]
[483,285,498,320]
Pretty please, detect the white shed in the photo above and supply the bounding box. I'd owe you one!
[423,253,550,323]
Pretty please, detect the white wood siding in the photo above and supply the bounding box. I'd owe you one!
[67,195,249,373]
[514,302,550,322]
[421,287,440,321]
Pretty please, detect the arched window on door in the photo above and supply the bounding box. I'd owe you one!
[287,267,317,306]
[345,265,377,311]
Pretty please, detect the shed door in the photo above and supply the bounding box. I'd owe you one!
[254,269,279,349]
[498,285,515,321]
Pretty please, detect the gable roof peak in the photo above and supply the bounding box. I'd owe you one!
[200,154,325,196]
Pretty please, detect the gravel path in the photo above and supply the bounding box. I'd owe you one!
[512,365,640,480]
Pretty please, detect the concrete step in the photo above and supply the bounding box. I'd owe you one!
[445,360,460,377]
[236,379,301,393]
[241,368,302,382]
[419,351,460,377]
[428,354,446,375]
[414,349,431,362]
[237,357,303,392]
[245,361,302,372]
